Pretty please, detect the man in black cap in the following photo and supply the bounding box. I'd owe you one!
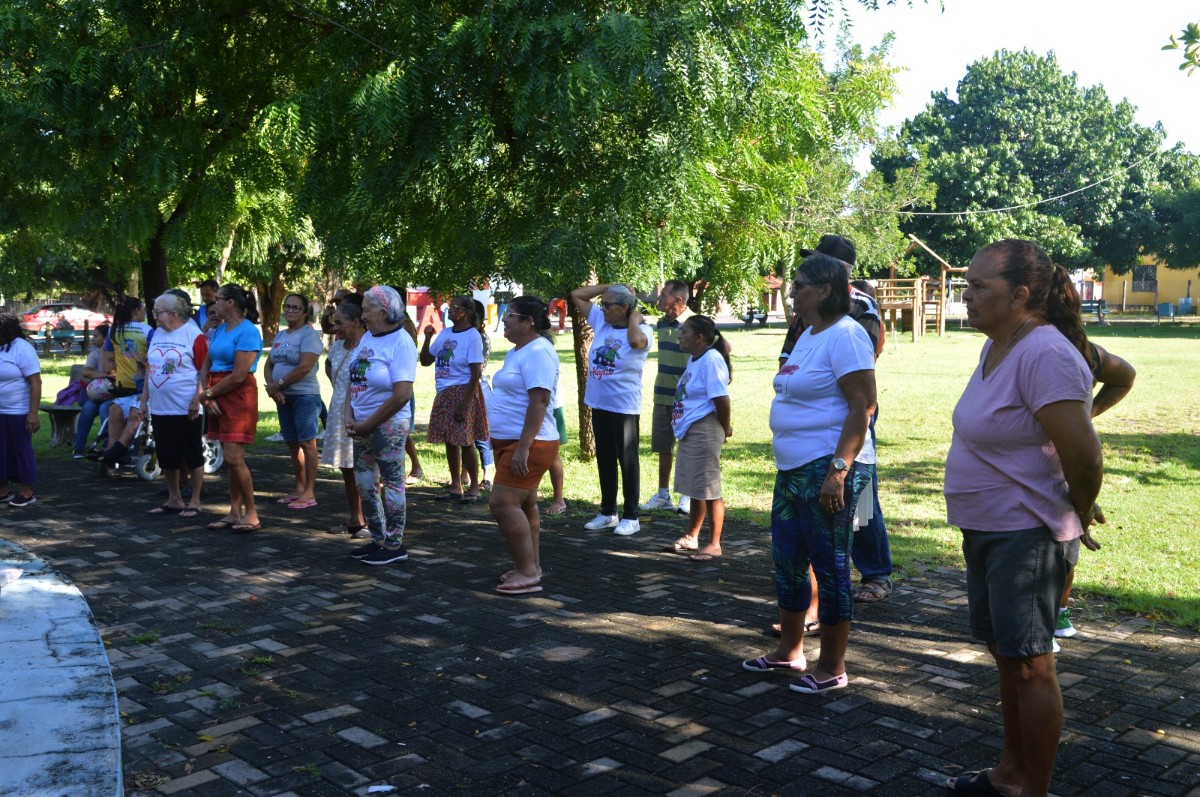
[778,234,893,606]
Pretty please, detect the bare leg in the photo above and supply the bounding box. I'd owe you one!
[461,444,480,496]
[693,498,724,558]
[286,442,303,497]
[222,442,258,525]
[657,450,673,491]
[164,469,185,508]
[296,439,318,501]
[809,620,850,681]
[490,484,541,587]
[1060,569,1075,609]
[806,565,820,627]
[339,467,364,527]
[679,499,705,546]
[445,444,463,493]
[185,465,204,512]
[546,455,566,514]
[981,646,1061,797]
[773,607,808,663]
[406,436,423,478]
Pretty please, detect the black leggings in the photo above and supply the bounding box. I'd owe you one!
[591,408,640,519]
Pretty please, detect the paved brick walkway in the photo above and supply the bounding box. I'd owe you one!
[2,450,1199,796]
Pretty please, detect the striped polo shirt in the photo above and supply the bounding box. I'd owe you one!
[652,307,694,406]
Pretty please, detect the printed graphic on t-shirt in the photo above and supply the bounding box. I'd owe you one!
[348,348,373,399]
[590,335,623,378]
[435,339,457,378]
[149,348,181,387]
[672,371,692,422]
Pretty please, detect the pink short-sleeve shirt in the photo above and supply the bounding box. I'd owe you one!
[945,325,1093,541]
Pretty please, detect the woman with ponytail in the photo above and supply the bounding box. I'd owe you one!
[944,239,1105,796]
[196,284,263,533]
[665,315,732,562]
[487,296,561,594]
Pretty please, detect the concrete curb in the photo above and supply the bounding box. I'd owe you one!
[0,538,122,797]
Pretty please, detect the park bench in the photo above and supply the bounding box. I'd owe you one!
[741,306,769,327]
[1080,299,1108,323]
[40,365,85,448]
[32,329,86,356]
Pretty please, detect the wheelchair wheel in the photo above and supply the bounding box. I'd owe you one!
[203,437,224,474]
[135,452,161,482]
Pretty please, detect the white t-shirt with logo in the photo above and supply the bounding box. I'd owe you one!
[583,305,653,415]
[430,327,484,393]
[0,339,40,414]
[488,336,559,441]
[146,322,208,415]
[770,316,876,470]
[348,327,417,423]
[672,348,730,439]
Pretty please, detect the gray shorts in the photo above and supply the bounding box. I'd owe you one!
[650,403,676,454]
[961,526,1077,658]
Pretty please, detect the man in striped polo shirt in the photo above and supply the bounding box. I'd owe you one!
[640,280,698,515]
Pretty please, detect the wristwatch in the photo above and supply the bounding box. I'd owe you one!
[205,388,214,399]
[830,457,849,473]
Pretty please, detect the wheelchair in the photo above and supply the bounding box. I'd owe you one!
[92,409,224,481]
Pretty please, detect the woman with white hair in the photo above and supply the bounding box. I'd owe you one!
[345,285,418,566]
[569,283,653,536]
[142,292,208,517]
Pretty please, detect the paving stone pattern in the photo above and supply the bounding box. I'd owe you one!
[2,452,1199,796]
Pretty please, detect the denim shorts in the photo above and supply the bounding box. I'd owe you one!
[961,526,1077,658]
[277,393,322,442]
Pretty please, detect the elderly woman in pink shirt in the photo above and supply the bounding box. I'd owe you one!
[944,239,1104,797]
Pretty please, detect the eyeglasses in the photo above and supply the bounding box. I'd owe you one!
[600,301,620,309]
[792,279,821,290]
[449,304,469,313]
[282,304,305,312]
[152,309,172,316]
[502,312,528,322]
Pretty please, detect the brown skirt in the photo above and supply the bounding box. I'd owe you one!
[673,413,725,500]
[427,383,488,447]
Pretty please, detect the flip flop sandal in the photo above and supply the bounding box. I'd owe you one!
[178,508,200,518]
[767,621,820,639]
[945,770,1004,796]
[276,495,299,504]
[663,537,699,553]
[495,582,543,595]
[148,505,184,515]
[459,495,481,505]
[231,522,261,534]
[287,499,318,510]
[433,491,464,501]
[689,552,721,562]
[206,520,236,530]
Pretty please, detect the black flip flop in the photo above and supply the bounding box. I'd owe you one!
[148,505,184,515]
[946,770,1004,796]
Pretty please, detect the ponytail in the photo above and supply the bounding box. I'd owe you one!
[111,296,143,340]
[222,285,260,324]
[981,238,1096,372]
[684,315,732,383]
[509,295,552,340]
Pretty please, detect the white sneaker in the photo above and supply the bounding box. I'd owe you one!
[613,518,641,536]
[266,432,284,442]
[676,495,691,515]
[1052,638,1061,654]
[583,514,618,531]
[639,493,674,512]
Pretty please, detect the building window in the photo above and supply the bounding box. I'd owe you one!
[1132,264,1157,293]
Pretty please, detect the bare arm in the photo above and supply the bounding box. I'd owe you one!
[419,327,436,366]
[1090,344,1135,418]
[26,374,41,434]
[713,395,732,439]
[570,284,607,317]
[1036,399,1104,549]
[819,369,877,511]
[509,387,551,477]
[626,308,649,350]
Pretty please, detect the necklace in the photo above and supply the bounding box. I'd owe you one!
[984,316,1035,377]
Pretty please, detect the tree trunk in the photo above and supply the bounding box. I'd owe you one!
[255,270,288,341]
[568,301,595,461]
[140,224,168,302]
[217,227,237,282]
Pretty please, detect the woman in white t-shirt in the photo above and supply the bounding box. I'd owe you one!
[568,283,653,536]
[668,316,732,562]
[0,313,41,507]
[742,254,876,696]
[345,286,418,567]
[487,296,560,595]
[419,295,488,503]
[142,292,208,517]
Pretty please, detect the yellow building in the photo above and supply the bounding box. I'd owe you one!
[1100,257,1200,314]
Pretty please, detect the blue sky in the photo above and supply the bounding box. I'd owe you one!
[836,1,1198,154]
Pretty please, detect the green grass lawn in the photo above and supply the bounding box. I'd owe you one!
[31,321,1200,628]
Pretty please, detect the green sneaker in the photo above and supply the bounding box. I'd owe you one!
[1054,607,1077,638]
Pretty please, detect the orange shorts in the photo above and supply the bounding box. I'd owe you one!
[207,373,259,445]
[492,438,559,491]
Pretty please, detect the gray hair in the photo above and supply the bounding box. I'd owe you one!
[154,292,191,319]
[365,285,407,324]
[605,285,638,310]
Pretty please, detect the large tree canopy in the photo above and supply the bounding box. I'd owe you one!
[873,49,1177,274]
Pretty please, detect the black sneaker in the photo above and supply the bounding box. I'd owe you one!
[8,493,36,508]
[350,542,381,559]
[72,451,85,460]
[360,544,408,566]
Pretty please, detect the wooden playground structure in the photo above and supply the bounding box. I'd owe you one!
[873,234,966,345]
